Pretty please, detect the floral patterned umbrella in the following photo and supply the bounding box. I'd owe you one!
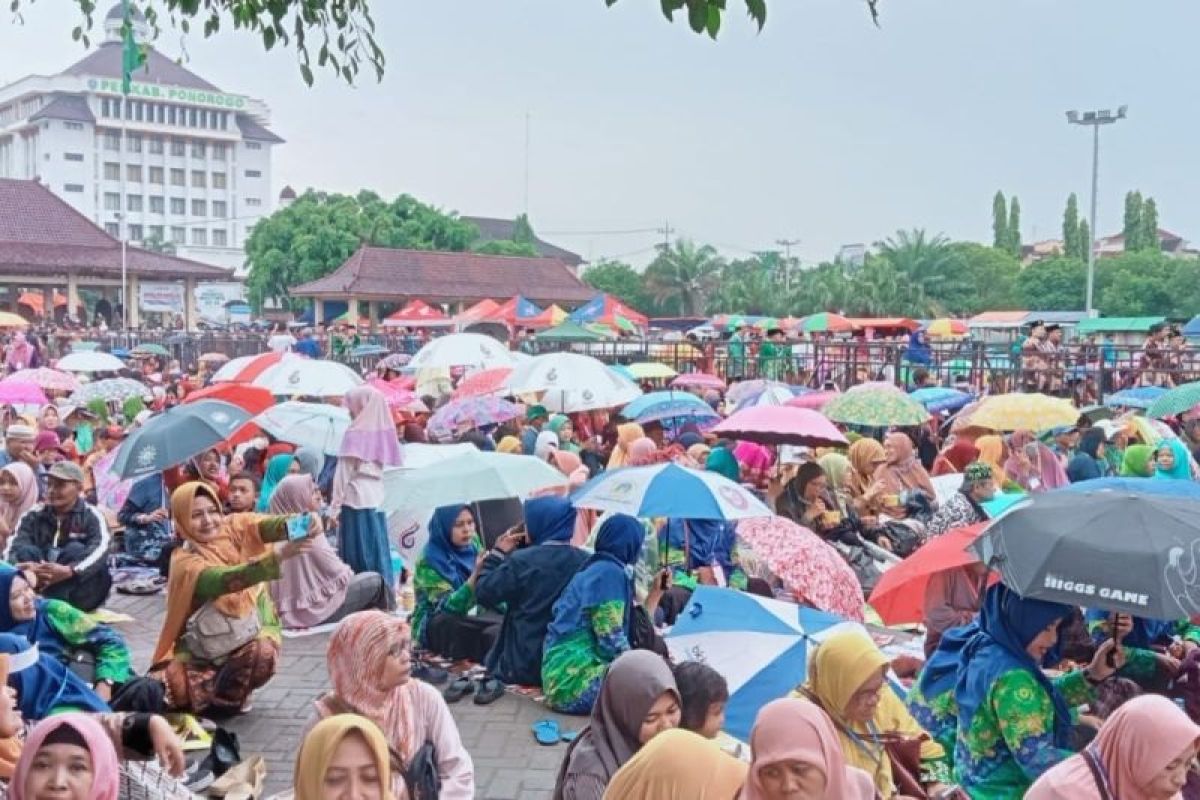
[4,368,80,393]
[427,396,521,439]
[69,378,151,405]
[377,353,412,371]
[968,392,1079,432]
[821,387,930,427]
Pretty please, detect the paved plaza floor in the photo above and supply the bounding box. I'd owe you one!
[108,591,578,799]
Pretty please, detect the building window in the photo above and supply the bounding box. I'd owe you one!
[212,229,228,247]
[170,197,185,215]
[191,139,206,158]
[63,183,84,193]
[63,152,84,162]
[126,194,143,212]
[244,169,262,178]
[245,197,262,207]
[149,196,165,214]
[148,224,164,241]
[128,223,143,241]
[191,199,207,217]
[123,100,132,120]
[155,105,165,124]
[103,192,120,211]
[127,132,142,153]
[103,131,120,151]
[245,141,262,151]
[170,138,185,156]
[212,200,227,218]
[169,168,185,186]
[191,169,206,188]
[212,172,227,189]
[212,143,226,161]
[168,106,177,126]
[103,162,121,180]
[126,164,142,183]
[191,228,207,246]
[170,226,186,243]
[148,136,164,154]
[187,108,197,128]
[99,98,111,117]
[149,166,164,184]
[64,121,84,130]
[104,222,120,237]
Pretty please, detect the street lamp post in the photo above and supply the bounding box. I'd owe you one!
[1066,105,1127,317]
[115,212,128,330]
[775,238,801,294]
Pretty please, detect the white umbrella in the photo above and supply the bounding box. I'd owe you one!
[209,353,262,382]
[251,358,363,397]
[408,333,517,371]
[56,351,126,373]
[505,352,642,413]
[571,463,772,520]
[253,402,350,455]
[397,443,479,470]
[381,450,566,513]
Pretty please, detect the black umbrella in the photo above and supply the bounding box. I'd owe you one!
[970,478,1200,619]
[110,400,252,479]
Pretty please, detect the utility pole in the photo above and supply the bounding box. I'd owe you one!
[776,238,801,293]
[656,222,674,251]
[1066,106,1127,317]
[523,111,531,215]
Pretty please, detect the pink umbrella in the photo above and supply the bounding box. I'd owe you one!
[736,516,864,621]
[366,378,427,412]
[670,372,726,391]
[453,367,513,400]
[5,368,80,393]
[785,391,840,411]
[712,405,848,447]
[0,381,48,405]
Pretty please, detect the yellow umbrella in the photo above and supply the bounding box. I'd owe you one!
[927,318,968,338]
[968,393,1079,432]
[0,312,28,328]
[628,361,677,380]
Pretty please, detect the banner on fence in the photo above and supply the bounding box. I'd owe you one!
[194,282,246,324]
[138,282,185,314]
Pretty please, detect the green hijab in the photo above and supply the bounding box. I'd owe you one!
[817,452,852,492]
[1119,444,1154,477]
[546,414,579,453]
[705,446,740,482]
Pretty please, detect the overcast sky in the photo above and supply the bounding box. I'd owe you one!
[2,1,1195,266]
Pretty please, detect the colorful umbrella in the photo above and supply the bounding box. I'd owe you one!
[627,362,677,380]
[111,400,252,479]
[801,312,853,334]
[909,386,974,414]
[131,343,169,357]
[821,387,931,427]
[926,318,968,338]
[726,379,790,404]
[198,352,230,364]
[366,378,426,413]
[711,406,848,447]
[1147,380,1200,420]
[968,392,1079,432]
[452,367,513,400]
[0,312,27,328]
[670,372,726,391]
[4,368,80,393]
[620,391,719,425]
[183,383,275,416]
[572,462,772,520]
[69,378,150,405]
[0,382,47,406]
[377,353,412,371]
[784,390,840,411]
[1104,386,1166,410]
[732,383,796,411]
[868,523,987,625]
[210,352,288,383]
[56,351,126,373]
[427,397,521,440]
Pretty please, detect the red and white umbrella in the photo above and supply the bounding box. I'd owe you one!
[210,352,291,383]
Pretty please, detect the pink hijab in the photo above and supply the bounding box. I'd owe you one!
[11,713,120,800]
[1028,694,1200,800]
[626,437,660,467]
[742,697,875,800]
[0,463,37,531]
[338,385,402,467]
[1004,429,1069,493]
[268,474,353,629]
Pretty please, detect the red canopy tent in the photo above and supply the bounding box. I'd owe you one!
[484,295,544,326]
[569,293,649,328]
[453,298,502,328]
[381,299,454,328]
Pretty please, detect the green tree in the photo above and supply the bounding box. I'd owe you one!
[712,258,781,315]
[874,229,961,313]
[1097,251,1177,316]
[511,213,536,247]
[141,231,176,256]
[1079,219,1091,261]
[471,240,538,257]
[1141,197,1160,252]
[580,260,652,312]
[614,0,881,38]
[1063,194,1082,260]
[1123,191,1144,252]
[1016,257,1086,310]
[643,240,725,316]
[1006,196,1022,257]
[244,189,476,309]
[939,242,1021,315]
[992,191,1008,250]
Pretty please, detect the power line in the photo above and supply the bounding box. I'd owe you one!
[540,226,661,236]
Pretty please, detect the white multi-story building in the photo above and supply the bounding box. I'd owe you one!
[0,3,282,277]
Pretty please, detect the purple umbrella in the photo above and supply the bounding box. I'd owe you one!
[427,396,521,439]
[0,381,48,406]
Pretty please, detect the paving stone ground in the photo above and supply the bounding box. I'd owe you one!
[108,591,578,799]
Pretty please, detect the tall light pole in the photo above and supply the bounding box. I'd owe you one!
[776,238,801,293]
[115,211,128,330]
[1066,105,1127,317]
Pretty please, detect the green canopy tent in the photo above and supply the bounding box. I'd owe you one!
[535,320,603,342]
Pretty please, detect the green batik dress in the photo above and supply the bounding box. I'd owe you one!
[411,534,486,648]
[40,599,134,684]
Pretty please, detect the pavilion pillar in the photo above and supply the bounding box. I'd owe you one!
[345,296,360,324]
[368,301,380,332]
[313,299,324,326]
[41,287,53,324]
[184,278,197,331]
[127,274,141,329]
[66,273,80,324]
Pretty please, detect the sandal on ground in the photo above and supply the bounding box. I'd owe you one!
[532,719,561,746]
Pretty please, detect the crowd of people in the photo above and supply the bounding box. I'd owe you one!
[0,321,1200,799]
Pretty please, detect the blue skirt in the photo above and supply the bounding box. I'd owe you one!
[338,507,393,586]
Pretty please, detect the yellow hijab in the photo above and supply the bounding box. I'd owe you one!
[496,435,521,454]
[294,714,394,800]
[607,422,645,469]
[974,434,1009,487]
[0,655,20,780]
[602,728,747,799]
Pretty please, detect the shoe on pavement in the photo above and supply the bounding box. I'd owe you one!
[473,677,505,705]
[412,661,450,685]
[442,676,475,703]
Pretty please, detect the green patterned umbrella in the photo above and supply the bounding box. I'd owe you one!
[1147,381,1200,420]
[822,387,931,427]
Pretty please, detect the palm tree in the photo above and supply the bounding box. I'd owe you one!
[714,259,779,315]
[873,228,961,313]
[644,240,725,316]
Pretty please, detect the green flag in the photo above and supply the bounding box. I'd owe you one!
[120,0,144,94]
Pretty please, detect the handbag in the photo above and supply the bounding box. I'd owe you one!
[876,731,928,800]
[180,602,261,664]
[402,740,441,800]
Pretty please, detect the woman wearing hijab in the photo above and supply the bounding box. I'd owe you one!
[117,472,173,566]
[1155,439,1194,480]
[932,439,979,477]
[256,452,297,511]
[1119,443,1155,477]
[1027,694,1200,799]
[732,441,774,493]
[0,633,109,720]
[542,515,648,714]
[10,713,119,800]
[553,649,680,800]
[873,432,938,519]
[314,611,474,799]
[606,423,645,470]
[1082,608,1194,690]
[3,334,31,373]
[1005,430,1070,493]
[797,628,951,798]
[293,714,393,800]
[844,438,888,519]
[741,696,875,800]
[535,430,561,462]
[268,475,390,631]
[921,561,989,659]
[952,583,1126,798]
[496,435,521,454]
[1066,427,1110,483]
[0,464,36,548]
[547,415,581,454]
[475,497,589,689]
[658,517,747,593]
[973,435,1012,488]
[333,386,403,586]
[411,505,499,665]
[774,462,846,539]
[603,728,746,799]
[150,482,320,715]
[705,446,740,483]
[292,446,325,487]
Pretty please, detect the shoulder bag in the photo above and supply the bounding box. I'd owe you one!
[179,602,261,664]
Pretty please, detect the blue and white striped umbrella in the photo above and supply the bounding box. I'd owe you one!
[1104,386,1167,410]
[620,390,719,424]
[570,463,771,520]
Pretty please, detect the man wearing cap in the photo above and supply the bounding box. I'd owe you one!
[0,424,37,470]
[5,461,112,611]
[925,461,996,538]
[520,405,549,456]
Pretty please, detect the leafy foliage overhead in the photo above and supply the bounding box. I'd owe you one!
[604,0,878,39]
